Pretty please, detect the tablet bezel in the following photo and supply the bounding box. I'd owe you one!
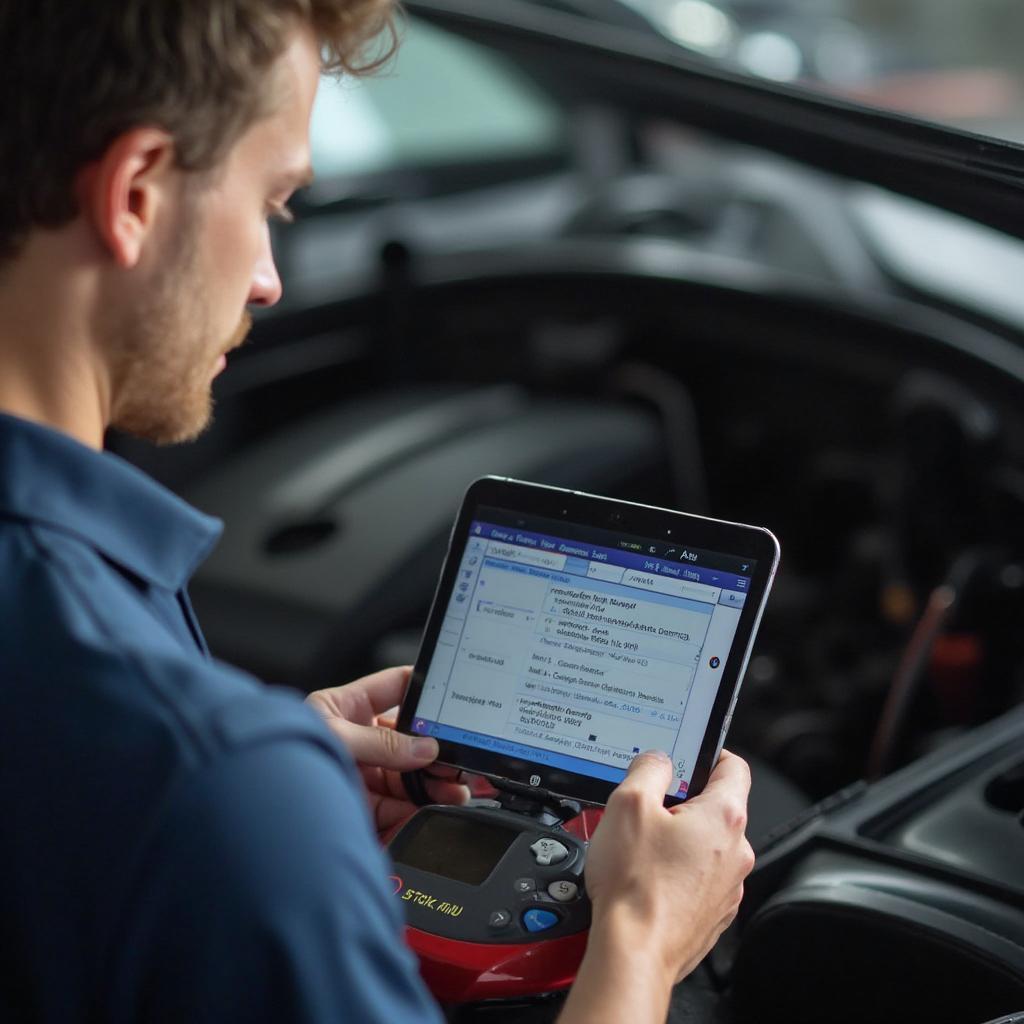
[397,476,780,807]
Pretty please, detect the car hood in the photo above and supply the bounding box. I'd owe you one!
[406,0,1024,244]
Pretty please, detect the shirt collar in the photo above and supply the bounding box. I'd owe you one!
[0,413,222,590]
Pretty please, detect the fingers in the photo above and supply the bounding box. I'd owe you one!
[424,777,471,806]
[673,751,751,836]
[699,749,752,802]
[345,666,413,715]
[372,792,421,834]
[327,717,438,771]
[614,749,674,806]
[309,666,412,724]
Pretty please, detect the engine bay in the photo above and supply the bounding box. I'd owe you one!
[111,246,1024,1021]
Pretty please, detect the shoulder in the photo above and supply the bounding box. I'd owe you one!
[0,509,360,874]
[0,517,171,656]
[1,513,439,1020]
[0,514,271,757]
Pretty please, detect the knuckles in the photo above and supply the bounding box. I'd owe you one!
[739,841,756,876]
[607,783,648,820]
[720,798,748,834]
[732,754,753,786]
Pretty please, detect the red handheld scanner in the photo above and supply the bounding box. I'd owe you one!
[387,806,604,1004]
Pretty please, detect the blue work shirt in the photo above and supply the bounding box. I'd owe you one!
[0,413,442,1023]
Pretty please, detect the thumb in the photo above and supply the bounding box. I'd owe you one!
[616,749,674,804]
[328,718,439,770]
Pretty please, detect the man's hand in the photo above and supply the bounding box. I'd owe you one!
[307,667,469,837]
[560,749,754,1024]
[587,748,755,980]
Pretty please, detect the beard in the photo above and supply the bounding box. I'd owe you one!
[106,207,252,446]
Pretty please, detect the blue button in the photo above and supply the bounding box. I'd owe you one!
[522,908,559,933]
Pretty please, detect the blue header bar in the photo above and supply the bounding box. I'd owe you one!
[470,521,751,593]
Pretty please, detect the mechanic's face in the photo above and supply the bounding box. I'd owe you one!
[108,27,319,444]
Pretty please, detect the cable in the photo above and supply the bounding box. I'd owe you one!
[866,550,989,780]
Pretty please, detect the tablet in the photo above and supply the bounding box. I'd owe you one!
[398,477,780,806]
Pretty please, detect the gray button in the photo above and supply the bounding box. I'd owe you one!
[488,909,512,929]
[514,877,537,894]
[718,589,747,609]
[530,838,570,866]
[547,880,579,902]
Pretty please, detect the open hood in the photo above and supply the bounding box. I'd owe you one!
[406,0,1024,243]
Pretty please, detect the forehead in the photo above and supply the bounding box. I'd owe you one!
[230,25,320,183]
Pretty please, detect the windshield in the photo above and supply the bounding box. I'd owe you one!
[614,0,1024,144]
[309,17,565,187]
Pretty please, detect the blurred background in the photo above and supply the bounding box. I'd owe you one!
[113,0,1024,806]
[103,7,1024,1016]
[620,0,1024,132]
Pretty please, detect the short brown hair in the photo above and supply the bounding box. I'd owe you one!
[0,0,396,263]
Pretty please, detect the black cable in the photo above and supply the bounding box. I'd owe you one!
[613,362,711,515]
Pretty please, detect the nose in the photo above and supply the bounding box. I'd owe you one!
[248,222,283,307]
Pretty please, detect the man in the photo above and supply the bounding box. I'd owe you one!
[0,2,754,1022]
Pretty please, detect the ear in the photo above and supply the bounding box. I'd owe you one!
[75,127,178,269]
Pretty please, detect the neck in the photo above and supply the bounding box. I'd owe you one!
[0,230,110,450]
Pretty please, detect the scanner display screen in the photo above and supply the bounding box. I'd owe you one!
[409,507,756,799]
[390,812,519,886]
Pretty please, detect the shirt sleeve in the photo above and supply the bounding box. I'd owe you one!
[106,736,444,1024]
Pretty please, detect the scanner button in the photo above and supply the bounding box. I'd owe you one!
[522,908,559,933]
[530,838,569,866]
[488,909,512,929]
[514,877,537,894]
[547,880,579,902]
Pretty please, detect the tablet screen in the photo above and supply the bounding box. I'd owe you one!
[408,505,757,800]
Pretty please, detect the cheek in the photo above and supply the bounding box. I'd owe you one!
[203,208,266,298]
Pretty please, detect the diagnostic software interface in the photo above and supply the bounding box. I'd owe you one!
[410,508,756,798]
